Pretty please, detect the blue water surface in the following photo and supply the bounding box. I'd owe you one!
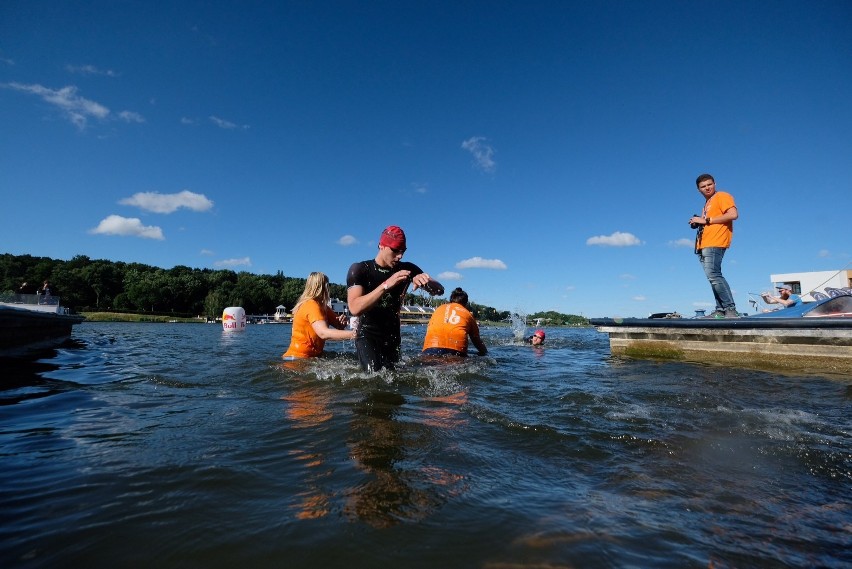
[1,322,849,568]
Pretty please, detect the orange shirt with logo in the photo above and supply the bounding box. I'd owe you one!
[698,191,736,249]
[283,300,340,358]
[422,302,480,355]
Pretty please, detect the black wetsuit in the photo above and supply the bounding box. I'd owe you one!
[346,259,424,372]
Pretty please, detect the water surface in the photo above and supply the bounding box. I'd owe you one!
[1,322,849,568]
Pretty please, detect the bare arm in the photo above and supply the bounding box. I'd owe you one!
[324,306,348,330]
[469,320,487,356]
[471,333,487,356]
[311,319,356,341]
[761,293,792,307]
[692,205,739,227]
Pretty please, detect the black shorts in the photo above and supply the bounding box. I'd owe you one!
[355,336,401,372]
[421,347,466,357]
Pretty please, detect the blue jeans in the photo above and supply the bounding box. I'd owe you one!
[698,247,736,311]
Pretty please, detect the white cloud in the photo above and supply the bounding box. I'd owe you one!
[437,271,463,281]
[89,215,164,240]
[619,273,636,280]
[337,235,357,246]
[181,117,198,125]
[200,249,214,256]
[65,64,119,77]
[455,257,508,270]
[818,249,830,258]
[586,231,642,247]
[215,257,252,268]
[4,82,108,128]
[118,110,145,123]
[633,295,646,301]
[669,238,693,248]
[119,190,214,214]
[2,82,143,129]
[210,115,249,130]
[461,136,496,173]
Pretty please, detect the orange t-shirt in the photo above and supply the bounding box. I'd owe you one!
[422,302,480,354]
[283,300,339,358]
[698,191,736,249]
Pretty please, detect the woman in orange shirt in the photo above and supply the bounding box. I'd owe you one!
[283,272,355,360]
[422,287,487,357]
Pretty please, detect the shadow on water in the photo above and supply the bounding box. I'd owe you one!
[0,357,66,405]
[0,338,90,404]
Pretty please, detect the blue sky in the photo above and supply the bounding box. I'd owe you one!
[2,1,850,318]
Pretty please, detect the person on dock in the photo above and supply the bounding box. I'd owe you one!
[347,225,444,372]
[688,173,739,319]
[422,287,487,358]
[525,329,546,346]
[282,272,355,360]
[38,280,53,304]
[761,284,802,311]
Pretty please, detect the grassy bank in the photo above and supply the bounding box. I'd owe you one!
[81,312,205,323]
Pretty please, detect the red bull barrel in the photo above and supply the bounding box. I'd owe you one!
[222,307,246,332]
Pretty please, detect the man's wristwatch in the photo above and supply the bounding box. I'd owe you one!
[705,217,711,225]
[382,283,389,291]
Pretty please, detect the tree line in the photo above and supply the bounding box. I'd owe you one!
[0,253,587,324]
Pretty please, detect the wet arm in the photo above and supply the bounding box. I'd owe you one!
[311,319,356,340]
[471,334,487,356]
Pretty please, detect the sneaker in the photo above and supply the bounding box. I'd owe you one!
[704,310,725,319]
[724,308,739,318]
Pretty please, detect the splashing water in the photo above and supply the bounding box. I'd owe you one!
[508,310,527,340]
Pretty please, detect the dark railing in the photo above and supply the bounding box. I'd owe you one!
[0,293,61,306]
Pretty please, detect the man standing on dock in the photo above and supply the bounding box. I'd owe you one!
[689,174,739,319]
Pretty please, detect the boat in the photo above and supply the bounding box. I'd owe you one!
[590,294,852,375]
[0,293,85,356]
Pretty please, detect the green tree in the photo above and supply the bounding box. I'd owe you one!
[279,277,307,312]
[81,261,123,309]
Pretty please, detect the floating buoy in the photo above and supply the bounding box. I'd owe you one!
[222,306,246,332]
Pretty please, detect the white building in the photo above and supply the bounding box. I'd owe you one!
[273,305,288,321]
[329,298,349,316]
[769,269,852,301]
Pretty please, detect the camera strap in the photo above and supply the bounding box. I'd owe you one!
[694,225,704,255]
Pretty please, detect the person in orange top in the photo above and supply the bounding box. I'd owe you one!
[283,272,355,360]
[688,173,739,319]
[422,287,487,357]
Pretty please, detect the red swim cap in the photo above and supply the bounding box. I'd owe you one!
[379,225,406,250]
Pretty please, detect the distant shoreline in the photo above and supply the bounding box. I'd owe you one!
[80,312,589,328]
[81,312,205,323]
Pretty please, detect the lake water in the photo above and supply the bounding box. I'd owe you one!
[2,322,850,568]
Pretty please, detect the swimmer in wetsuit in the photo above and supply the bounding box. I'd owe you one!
[346,225,443,372]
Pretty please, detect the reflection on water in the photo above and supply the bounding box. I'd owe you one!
[0,322,850,568]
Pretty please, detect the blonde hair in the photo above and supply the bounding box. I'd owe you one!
[291,272,330,316]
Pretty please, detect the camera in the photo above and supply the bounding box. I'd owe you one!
[689,214,701,230]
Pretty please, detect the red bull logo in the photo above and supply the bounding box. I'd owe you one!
[222,307,246,331]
